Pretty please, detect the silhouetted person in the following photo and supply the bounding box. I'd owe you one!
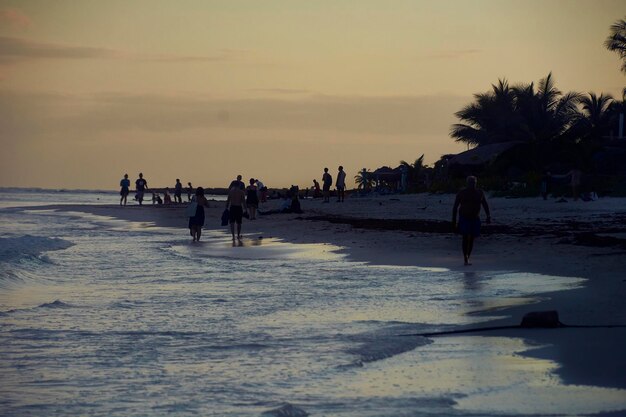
[322,168,332,203]
[119,173,130,206]
[135,173,148,206]
[246,178,259,220]
[229,175,245,190]
[452,176,491,266]
[188,187,210,242]
[313,179,321,198]
[164,188,172,204]
[255,179,266,203]
[226,185,247,240]
[336,165,346,202]
[187,182,193,202]
[174,179,183,203]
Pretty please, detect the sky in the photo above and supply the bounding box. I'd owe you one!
[0,0,624,190]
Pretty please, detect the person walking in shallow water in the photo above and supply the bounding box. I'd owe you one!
[246,178,259,220]
[119,174,130,206]
[188,187,210,242]
[226,185,247,240]
[452,176,491,266]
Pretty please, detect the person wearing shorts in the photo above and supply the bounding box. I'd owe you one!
[452,176,491,266]
[135,173,148,206]
[119,174,130,206]
[226,185,247,241]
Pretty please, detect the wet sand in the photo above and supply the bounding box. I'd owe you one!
[27,194,626,392]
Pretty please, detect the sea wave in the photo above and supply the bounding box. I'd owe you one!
[0,235,74,264]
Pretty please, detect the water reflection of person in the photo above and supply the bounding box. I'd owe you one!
[462,271,484,292]
[452,176,491,266]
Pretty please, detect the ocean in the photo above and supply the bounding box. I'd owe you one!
[1,189,625,416]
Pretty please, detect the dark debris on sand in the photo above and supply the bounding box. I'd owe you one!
[302,214,626,249]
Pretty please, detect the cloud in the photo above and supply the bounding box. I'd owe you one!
[0,36,245,62]
[0,8,32,29]
[0,90,467,139]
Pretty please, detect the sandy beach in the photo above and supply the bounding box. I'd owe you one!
[38,193,626,393]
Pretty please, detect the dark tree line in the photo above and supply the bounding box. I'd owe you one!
[447,17,626,178]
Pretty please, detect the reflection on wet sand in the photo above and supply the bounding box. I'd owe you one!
[332,336,626,415]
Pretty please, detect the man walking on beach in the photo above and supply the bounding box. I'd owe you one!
[187,182,193,202]
[336,166,346,202]
[322,168,332,203]
[452,176,491,266]
[229,175,245,190]
[135,173,148,206]
[226,185,247,241]
[174,179,183,204]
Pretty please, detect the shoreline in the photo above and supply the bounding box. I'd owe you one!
[15,194,626,390]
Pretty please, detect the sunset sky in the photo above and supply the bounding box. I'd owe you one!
[1,0,624,190]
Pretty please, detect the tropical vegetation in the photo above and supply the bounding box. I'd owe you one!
[356,17,626,197]
[605,17,626,74]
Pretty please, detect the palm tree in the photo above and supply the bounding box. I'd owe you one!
[451,74,580,150]
[512,73,581,144]
[399,155,426,192]
[607,89,626,138]
[450,79,519,146]
[354,168,374,190]
[575,93,614,140]
[604,17,626,73]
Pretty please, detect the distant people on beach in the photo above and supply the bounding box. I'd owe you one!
[313,179,321,198]
[246,178,259,220]
[229,175,246,190]
[226,185,247,240]
[135,173,148,206]
[255,179,267,203]
[289,185,302,213]
[188,187,210,242]
[452,176,491,266]
[336,166,346,202]
[322,168,332,203]
[174,179,183,203]
[164,188,172,204]
[152,192,162,205]
[187,182,193,202]
[119,173,130,206]
[262,186,303,214]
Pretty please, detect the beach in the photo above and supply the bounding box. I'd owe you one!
[1,191,626,416]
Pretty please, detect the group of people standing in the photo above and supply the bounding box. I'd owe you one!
[224,176,267,240]
[319,166,346,202]
[119,173,194,207]
[187,175,268,242]
[119,170,493,266]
